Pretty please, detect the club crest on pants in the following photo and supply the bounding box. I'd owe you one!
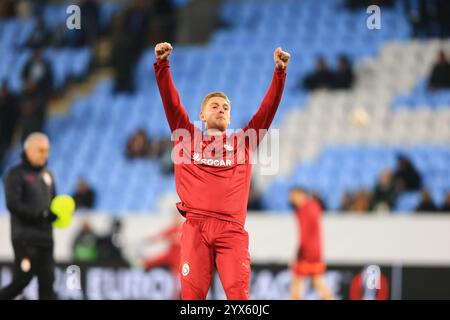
[182,262,190,276]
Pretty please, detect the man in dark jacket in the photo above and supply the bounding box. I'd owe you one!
[0,132,58,300]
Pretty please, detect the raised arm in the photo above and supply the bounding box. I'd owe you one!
[154,42,193,133]
[244,47,290,143]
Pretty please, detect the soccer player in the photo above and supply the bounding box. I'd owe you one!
[289,187,334,300]
[154,42,289,299]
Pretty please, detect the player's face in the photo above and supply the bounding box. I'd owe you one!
[200,97,231,132]
[289,190,307,208]
[26,139,50,167]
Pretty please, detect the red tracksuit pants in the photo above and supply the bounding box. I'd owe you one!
[179,216,251,300]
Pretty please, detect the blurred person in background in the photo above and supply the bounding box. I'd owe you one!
[72,178,96,209]
[350,189,371,213]
[96,218,128,265]
[15,0,33,19]
[370,170,396,212]
[436,0,450,38]
[21,47,53,140]
[20,97,45,142]
[0,81,19,173]
[80,0,100,46]
[289,187,333,300]
[302,56,334,91]
[125,129,152,159]
[150,0,177,43]
[152,136,173,159]
[72,220,98,263]
[110,12,136,93]
[0,133,58,300]
[51,22,84,48]
[428,50,450,91]
[440,191,450,212]
[22,47,53,101]
[142,213,183,299]
[332,55,354,89]
[393,154,422,193]
[159,140,175,175]
[110,0,151,93]
[125,129,173,163]
[0,0,15,18]
[415,189,439,212]
[340,189,371,213]
[340,191,354,211]
[405,0,436,38]
[24,15,50,49]
[405,0,450,38]
[125,0,151,57]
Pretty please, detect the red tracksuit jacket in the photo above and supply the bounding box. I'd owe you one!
[154,58,286,226]
[296,199,323,262]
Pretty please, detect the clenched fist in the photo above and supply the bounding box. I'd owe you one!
[274,47,290,70]
[155,42,172,61]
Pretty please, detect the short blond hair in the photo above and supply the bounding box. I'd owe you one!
[201,92,231,111]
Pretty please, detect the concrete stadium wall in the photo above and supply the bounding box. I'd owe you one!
[0,212,449,265]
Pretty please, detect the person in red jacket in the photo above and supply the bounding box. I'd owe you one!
[153,42,289,300]
[142,213,183,299]
[289,187,333,300]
